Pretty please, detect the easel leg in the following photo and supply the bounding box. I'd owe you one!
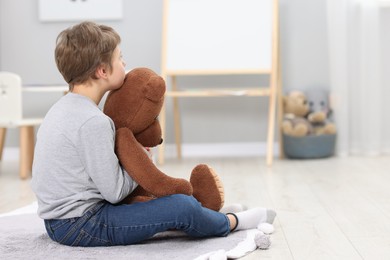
[266,87,277,166]
[171,76,182,159]
[19,126,35,179]
[277,60,284,159]
[0,128,6,161]
[267,0,280,166]
[158,103,166,165]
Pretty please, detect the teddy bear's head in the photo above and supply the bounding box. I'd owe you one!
[103,68,165,147]
[306,90,331,119]
[283,91,310,117]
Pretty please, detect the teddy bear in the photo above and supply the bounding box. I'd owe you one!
[281,91,313,137]
[305,90,337,135]
[103,67,224,211]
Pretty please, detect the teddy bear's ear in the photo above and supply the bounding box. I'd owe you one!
[290,91,305,100]
[144,76,166,102]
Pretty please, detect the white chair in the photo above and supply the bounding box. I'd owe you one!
[0,72,43,179]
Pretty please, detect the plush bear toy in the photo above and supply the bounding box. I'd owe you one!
[103,68,224,211]
[306,90,337,135]
[282,91,313,137]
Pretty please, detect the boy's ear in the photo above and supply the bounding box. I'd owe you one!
[95,64,108,79]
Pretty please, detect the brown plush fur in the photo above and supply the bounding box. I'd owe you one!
[190,165,224,211]
[103,68,224,211]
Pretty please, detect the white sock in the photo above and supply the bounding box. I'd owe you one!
[234,207,276,231]
[219,203,246,214]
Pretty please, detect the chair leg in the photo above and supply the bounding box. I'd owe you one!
[19,126,35,179]
[0,128,6,161]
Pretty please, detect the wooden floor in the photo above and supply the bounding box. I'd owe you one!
[1,155,390,259]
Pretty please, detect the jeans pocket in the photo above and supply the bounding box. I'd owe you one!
[71,230,112,247]
[45,218,79,244]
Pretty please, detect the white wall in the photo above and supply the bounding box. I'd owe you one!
[381,7,390,96]
[0,0,330,147]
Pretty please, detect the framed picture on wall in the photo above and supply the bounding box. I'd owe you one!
[38,0,123,22]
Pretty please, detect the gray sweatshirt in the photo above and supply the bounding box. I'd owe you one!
[31,93,137,219]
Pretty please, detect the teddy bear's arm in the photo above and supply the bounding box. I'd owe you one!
[115,127,193,197]
[307,111,327,123]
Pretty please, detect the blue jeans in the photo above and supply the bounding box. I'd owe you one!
[44,194,230,247]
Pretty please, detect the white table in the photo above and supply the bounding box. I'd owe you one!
[2,85,68,178]
[23,85,69,93]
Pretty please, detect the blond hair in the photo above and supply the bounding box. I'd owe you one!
[55,21,121,90]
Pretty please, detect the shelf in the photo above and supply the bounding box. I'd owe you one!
[165,87,271,97]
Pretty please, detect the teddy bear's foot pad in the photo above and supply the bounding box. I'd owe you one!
[190,164,225,211]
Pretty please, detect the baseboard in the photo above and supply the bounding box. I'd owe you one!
[2,142,279,161]
[1,147,19,161]
[162,142,279,158]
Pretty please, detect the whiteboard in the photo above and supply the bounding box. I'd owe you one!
[164,0,273,74]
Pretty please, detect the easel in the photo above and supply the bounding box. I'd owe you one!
[158,0,282,165]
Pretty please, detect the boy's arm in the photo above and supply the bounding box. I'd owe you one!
[78,115,138,204]
[115,127,192,197]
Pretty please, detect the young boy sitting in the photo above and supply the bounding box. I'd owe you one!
[31,21,276,247]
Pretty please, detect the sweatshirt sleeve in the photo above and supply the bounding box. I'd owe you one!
[77,115,138,203]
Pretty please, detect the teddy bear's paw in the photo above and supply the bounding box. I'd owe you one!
[292,124,309,137]
[282,121,293,135]
[190,164,225,211]
[324,123,337,134]
[122,195,155,204]
[308,111,326,123]
[168,178,193,196]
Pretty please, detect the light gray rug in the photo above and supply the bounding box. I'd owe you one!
[0,213,252,260]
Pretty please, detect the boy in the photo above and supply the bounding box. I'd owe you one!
[32,21,275,247]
